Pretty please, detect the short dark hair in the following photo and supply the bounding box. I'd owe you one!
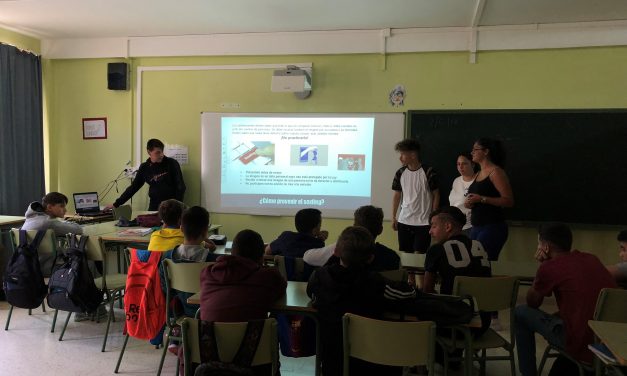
[429,206,466,229]
[146,138,164,151]
[295,208,322,234]
[394,138,421,156]
[538,223,572,252]
[158,199,186,227]
[337,226,374,268]
[181,206,210,240]
[232,229,265,261]
[617,230,627,242]
[475,137,506,168]
[353,205,384,238]
[42,192,68,207]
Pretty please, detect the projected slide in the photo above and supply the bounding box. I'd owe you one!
[220,116,374,210]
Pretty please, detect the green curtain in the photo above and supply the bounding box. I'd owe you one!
[0,43,44,216]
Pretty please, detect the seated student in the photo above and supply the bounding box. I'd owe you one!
[304,205,401,272]
[200,229,287,322]
[515,223,617,376]
[22,192,83,236]
[162,206,219,355]
[307,226,415,376]
[607,229,627,287]
[147,199,186,252]
[265,208,328,258]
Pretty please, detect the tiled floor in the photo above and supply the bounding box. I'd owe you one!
[0,286,557,376]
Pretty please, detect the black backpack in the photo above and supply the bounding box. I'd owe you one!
[3,230,48,309]
[397,290,475,326]
[47,234,103,313]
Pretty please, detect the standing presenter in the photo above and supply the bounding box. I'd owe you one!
[105,139,186,211]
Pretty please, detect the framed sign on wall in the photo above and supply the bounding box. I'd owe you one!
[82,117,107,139]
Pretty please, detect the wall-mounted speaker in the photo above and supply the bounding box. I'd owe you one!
[107,62,128,90]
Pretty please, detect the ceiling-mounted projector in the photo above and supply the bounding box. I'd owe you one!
[271,66,312,99]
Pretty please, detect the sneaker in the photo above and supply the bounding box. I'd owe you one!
[490,317,503,331]
[94,305,108,322]
[168,343,179,356]
[74,312,91,322]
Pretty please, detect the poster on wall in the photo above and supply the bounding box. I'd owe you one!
[82,117,107,139]
[165,144,189,165]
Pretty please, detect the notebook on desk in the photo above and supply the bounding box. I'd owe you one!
[73,192,107,217]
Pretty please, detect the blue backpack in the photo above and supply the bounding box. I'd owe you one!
[3,230,48,309]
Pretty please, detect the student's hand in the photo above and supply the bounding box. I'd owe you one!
[316,230,329,241]
[464,194,479,208]
[202,239,217,252]
[534,244,550,262]
[392,219,398,231]
[104,204,115,211]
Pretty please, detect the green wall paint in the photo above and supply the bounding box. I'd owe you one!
[0,27,40,53]
[46,47,627,264]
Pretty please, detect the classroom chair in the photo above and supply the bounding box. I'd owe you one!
[342,313,436,376]
[273,255,313,281]
[57,234,126,352]
[5,229,59,332]
[180,317,278,376]
[379,268,408,282]
[538,287,627,376]
[437,276,519,376]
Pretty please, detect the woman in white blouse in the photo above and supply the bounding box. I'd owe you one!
[448,151,477,234]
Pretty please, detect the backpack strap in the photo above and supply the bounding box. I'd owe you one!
[76,234,89,252]
[198,321,221,362]
[29,230,47,251]
[18,230,28,249]
[231,320,265,367]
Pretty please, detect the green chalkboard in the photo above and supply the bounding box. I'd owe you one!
[408,110,627,226]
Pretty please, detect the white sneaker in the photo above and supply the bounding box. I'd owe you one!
[490,318,503,331]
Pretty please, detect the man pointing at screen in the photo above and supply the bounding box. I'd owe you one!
[105,138,186,211]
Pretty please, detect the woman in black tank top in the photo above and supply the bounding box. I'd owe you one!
[464,138,514,261]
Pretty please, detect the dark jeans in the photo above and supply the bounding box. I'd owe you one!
[515,305,565,376]
[470,222,508,261]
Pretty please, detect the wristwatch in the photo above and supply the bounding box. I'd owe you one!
[480,196,487,204]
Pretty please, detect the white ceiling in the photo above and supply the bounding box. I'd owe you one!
[2,0,627,39]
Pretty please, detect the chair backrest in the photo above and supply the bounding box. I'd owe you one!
[112,204,132,221]
[453,275,519,312]
[378,269,408,282]
[11,229,57,276]
[163,258,213,294]
[273,255,307,281]
[594,288,627,323]
[181,317,278,376]
[342,313,435,371]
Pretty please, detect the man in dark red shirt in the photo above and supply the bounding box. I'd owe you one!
[515,223,616,376]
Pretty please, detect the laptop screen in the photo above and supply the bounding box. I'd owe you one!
[73,192,100,213]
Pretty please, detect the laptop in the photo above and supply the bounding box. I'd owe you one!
[73,192,106,216]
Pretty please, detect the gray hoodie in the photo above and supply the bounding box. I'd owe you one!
[21,201,83,236]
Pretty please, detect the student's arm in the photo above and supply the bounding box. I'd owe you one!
[607,264,627,281]
[264,244,273,255]
[303,244,336,267]
[113,164,146,207]
[170,159,186,201]
[50,219,83,236]
[526,285,544,308]
[486,168,514,208]
[391,190,401,230]
[431,189,440,212]
[422,271,437,293]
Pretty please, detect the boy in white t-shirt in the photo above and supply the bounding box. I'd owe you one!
[391,138,440,255]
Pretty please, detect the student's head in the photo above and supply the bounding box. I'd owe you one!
[538,223,572,254]
[42,192,69,218]
[429,206,466,244]
[353,205,384,239]
[337,226,374,268]
[617,230,627,262]
[472,138,506,168]
[181,206,210,241]
[295,208,322,235]
[158,199,186,228]
[146,138,165,163]
[456,151,477,177]
[394,138,421,165]
[232,229,265,264]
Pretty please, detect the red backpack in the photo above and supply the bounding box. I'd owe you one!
[124,249,166,340]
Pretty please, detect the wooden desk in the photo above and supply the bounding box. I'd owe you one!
[97,224,223,246]
[399,252,426,273]
[0,215,26,228]
[65,212,114,224]
[589,320,627,365]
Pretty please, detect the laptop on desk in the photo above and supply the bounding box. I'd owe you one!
[73,192,107,217]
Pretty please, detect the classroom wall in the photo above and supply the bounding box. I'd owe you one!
[45,47,627,264]
[0,27,40,53]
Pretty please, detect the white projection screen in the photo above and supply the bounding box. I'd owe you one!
[201,113,405,219]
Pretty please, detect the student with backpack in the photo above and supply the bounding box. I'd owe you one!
[21,192,83,236]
